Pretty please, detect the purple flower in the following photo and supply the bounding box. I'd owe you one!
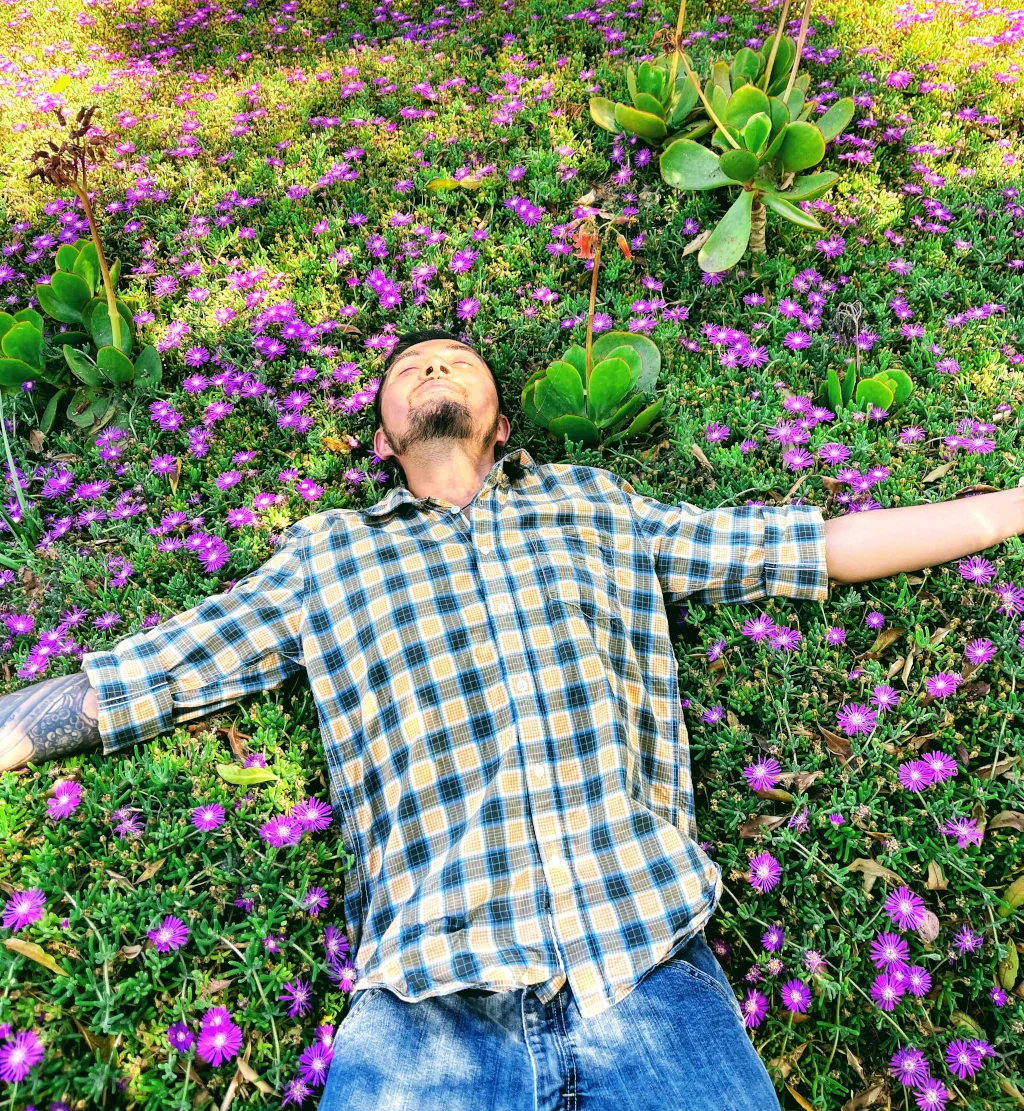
[46,779,83,820]
[783,447,814,470]
[885,886,926,930]
[741,613,776,641]
[196,1009,242,1066]
[291,796,333,831]
[298,1039,333,1087]
[939,816,983,848]
[825,625,847,645]
[279,977,314,1018]
[913,1078,949,1111]
[762,924,785,952]
[1,888,46,931]
[303,887,329,916]
[944,1038,983,1079]
[925,672,960,698]
[870,971,906,1011]
[740,989,769,1028]
[192,802,226,831]
[870,684,900,712]
[783,330,812,350]
[890,1046,930,1088]
[904,965,932,996]
[0,1029,44,1082]
[168,1021,195,1053]
[780,979,811,1013]
[744,758,782,792]
[952,924,983,955]
[870,931,910,971]
[769,626,802,652]
[865,610,886,630]
[701,705,725,725]
[957,556,995,584]
[148,915,189,953]
[918,750,958,782]
[994,581,1024,616]
[836,703,876,736]
[897,760,934,792]
[964,638,996,665]
[748,852,782,893]
[260,814,304,846]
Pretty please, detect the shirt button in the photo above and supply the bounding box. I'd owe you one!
[515,677,529,694]
[497,601,511,615]
[529,766,546,785]
[479,545,491,557]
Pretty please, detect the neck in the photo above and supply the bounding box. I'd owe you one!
[401,441,504,508]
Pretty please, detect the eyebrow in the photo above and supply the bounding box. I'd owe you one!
[389,343,480,372]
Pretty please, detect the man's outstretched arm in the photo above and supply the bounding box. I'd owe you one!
[824,486,1024,584]
[0,671,101,772]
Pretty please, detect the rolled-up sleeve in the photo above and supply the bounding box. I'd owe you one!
[80,521,310,756]
[614,480,829,606]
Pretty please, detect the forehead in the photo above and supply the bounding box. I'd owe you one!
[389,340,484,368]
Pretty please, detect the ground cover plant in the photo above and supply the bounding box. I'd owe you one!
[0,0,1023,1105]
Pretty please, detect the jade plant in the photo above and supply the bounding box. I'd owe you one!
[591,0,855,272]
[821,360,915,415]
[521,221,662,449]
[17,105,162,431]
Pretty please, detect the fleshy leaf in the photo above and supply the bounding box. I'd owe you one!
[535,361,585,420]
[598,392,646,431]
[89,302,134,356]
[613,103,667,140]
[55,244,80,273]
[741,112,772,157]
[133,345,162,391]
[659,139,732,190]
[72,242,101,296]
[0,359,38,386]
[96,345,135,386]
[604,344,643,390]
[216,763,279,786]
[880,368,913,405]
[779,120,826,173]
[35,271,91,323]
[589,97,620,133]
[760,190,824,229]
[13,308,44,333]
[590,332,661,394]
[632,91,666,118]
[587,357,632,424]
[730,47,761,87]
[623,397,663,438]
[64,345,105,387]
[816,96,855,141]
[561,344,588,381]
[547,413,601,448]
[780,171,839,201]
[720,148,759,182]
[725,83,770,129]
[1,321,43,371]
[697,189,754,273]
[854,378,894,412]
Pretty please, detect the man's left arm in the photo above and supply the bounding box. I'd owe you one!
[824,487,1024,584]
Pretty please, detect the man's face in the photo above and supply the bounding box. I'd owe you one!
[373,338,509,465]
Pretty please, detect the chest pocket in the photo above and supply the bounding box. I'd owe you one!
[535,524,618,619]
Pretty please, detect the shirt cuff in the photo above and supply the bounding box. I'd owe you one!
[761,504,830,602]
[80,649,176,757]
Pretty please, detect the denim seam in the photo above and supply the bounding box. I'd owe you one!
[554,989,579,1111]
[670,958,744,1023]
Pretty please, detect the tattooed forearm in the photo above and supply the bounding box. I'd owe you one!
[0,671,101,770]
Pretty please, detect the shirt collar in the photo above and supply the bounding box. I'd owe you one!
[360,448,536,519]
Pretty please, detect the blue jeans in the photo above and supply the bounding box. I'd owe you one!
[319,931,782,1110]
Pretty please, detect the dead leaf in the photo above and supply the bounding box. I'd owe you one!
[73,1018,116,1063]
[998,1074,1024,1108]
[28,429,44,452]
[768,1041,807,1081]
[105,869,136,892]
[886,656,905,680]
[169,458,181,497]
[739,814,789,838]
[199,977,234,999]
[848,857,905,895]
[775,770,823,793]
[961,681,990,702]
[226,721,250,761]
[117,944,143,960]
[972,799,988,835]
[821,476,844,497]
[990,811,1024,833]
[923,461,954,483]
[781,474,808,504]
[974,756,1020,780]
[842,1083,889,1111]
[682,229,712,256]
[726,710,740,729]
[754,788,795,803]
[818,725,852,764]
[690,443,714,472]
[862,627,905,659]
[321,435,352,454]
[901,649,915,685]
[846,1045,866,1081]
[916,909,941,943]
[954,484,998,497]
[787,1083,816,1111]
[926,861,947,890]
[3,938,70,977]
[138,857,166,883]
[235,1043,276,1096]
[928,625,953,648]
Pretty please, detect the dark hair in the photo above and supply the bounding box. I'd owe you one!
[372,328,507,488]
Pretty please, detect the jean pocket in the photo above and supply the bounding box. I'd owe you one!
[664,947,744,1023]
[342,985,384,1027]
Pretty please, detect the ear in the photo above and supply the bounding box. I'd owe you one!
[373,426,395,460]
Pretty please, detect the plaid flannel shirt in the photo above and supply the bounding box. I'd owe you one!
[81,447,829,1020]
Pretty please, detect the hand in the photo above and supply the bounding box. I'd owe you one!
[0,672,101,772]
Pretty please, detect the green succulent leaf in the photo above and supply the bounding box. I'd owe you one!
[216,763,279,786]
[590,332,661,394]
[53,329,90,349]
[632,91,666,117]
[816,96,855,141]
[779,120,826,173]
[521,373,549,430]
[96,345,135,386]
[63,345,105,387]
[1,321,44,370]
[561,345,588,381]
[720,148,760,182]
[697,189,754,273]
[604,344,643,390]
[55,244,80,272]
[726,83,770,129]
[730,47,761,88]
[0,359,38,386]
[741,112,772,157]
[636,61,664,99]
[35,271,91,324]
[132,345,162,391]
[826,368,842,411]
[72,242,101,296]
[780,171,839,201]
[89,302,134,356]
[660,139,733,191]
[711,124,744,152]
[589,97,621,133]
[841,363,857,406]
[668,79,699,126]
[623,397,664,438]
[711,61,731,98]
[587,357,633,424]
[760,190,825,229]
[761,35,796,90]
[0,314,14,341]
[599,392,647,430]
[66,386,112,428]
[672,119,716,143]
[626,66,638,103]
[854,378,894,412]
[13,308,44,333]
[786,89,806,119]
[880,367,913,405]
[711,83,729,123]
[535,361,585,420]
[548,413,600,448]
[613,103,667,140]
[40,388,67,434]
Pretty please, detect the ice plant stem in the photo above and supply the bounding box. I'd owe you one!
[782,0,814,106]
[759,0,792,92]
[676,51,742,149]
[584,240,602,393]
[74,163,121,354]
[667,0,687,89]
[0,392,29,524]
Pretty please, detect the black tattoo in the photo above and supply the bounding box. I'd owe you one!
[0,671,101,764]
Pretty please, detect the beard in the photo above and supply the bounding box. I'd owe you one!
[386,393,501,456]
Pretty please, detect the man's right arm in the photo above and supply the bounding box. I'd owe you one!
[0,670,101,772]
